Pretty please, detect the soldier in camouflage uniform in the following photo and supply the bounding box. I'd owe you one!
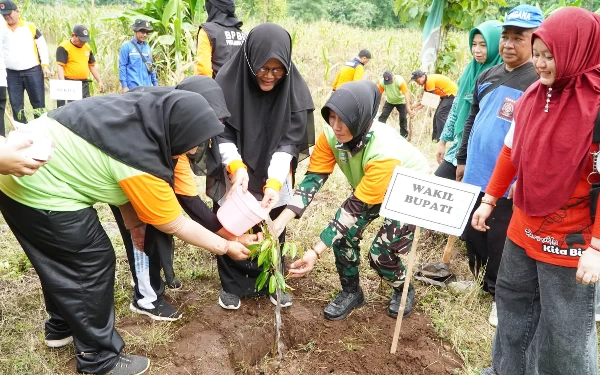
[273,81,430,320]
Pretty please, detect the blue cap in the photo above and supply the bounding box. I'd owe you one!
[502,5,544,29]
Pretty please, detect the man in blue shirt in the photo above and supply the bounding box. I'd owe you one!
[455,4,542,331]
[119,19,158,92]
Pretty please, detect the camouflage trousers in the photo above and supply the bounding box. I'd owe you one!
[332,205,415,288]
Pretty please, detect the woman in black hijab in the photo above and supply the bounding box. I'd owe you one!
[0,91,253,375]
[195,0,245,77]
[273,81,429,320]
[212,22,315,309]
[123,77,259,323]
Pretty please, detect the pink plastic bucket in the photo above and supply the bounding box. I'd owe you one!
[217,186,269,236]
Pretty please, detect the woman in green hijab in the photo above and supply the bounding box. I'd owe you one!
[434,20,503,179]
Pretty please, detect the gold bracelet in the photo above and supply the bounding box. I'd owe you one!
[310,248,321,259]
[480,197,496,208]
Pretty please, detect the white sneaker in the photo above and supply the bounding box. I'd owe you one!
[45,335,73,348]
[489,302,498,327]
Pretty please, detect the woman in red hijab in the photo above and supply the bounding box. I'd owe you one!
[472,7,600,375]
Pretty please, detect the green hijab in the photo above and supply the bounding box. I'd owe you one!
[453,20,503,136]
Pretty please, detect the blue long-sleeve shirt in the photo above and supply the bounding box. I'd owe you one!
[119,38,158,89]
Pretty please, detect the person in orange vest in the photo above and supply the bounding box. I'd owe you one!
[56,24,104,107]
[410,70,457,142]
[194,0,244,78]
[332,49,371,91]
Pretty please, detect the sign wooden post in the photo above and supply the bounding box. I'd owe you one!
[441,235,457,263]
[390,226,420,354]
[380,167,481,353]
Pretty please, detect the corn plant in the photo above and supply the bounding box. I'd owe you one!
[248,222,301,294]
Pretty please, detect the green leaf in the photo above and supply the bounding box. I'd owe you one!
[408,5,419,18]
[247,243,261,258]
[256,270,269,291]
[162,0,177,27]
[261,239,272,252]
[275,271,286,292]
[269,275,277,294]
[290,243,297,260]
[282,242,290,257]
[157,35,175,45]
[257,247,269,267]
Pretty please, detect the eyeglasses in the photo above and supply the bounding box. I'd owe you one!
[257,67,286,77]
[137,30,151,35]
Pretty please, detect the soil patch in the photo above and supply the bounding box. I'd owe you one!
[126,283,463,374]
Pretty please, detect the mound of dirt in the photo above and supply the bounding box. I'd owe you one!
[124,285,463,375]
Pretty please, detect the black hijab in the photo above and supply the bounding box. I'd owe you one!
[321,80,380,154]
[215,22,314,193]
[176,76,230,119]
[47,90,224,185]
[128,76,231,120]
[205,0,242,28]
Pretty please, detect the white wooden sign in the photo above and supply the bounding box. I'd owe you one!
[49,80,82,101]
[380,167,481,236]
[421,91,440,109]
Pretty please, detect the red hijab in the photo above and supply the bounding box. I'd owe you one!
[512,7,600,217]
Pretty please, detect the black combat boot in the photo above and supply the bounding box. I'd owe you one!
[387,282,415,318]
[323,275,365,320]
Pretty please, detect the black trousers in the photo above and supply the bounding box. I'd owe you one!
[0,192,122,374]
[0,86,7,136]
[378,101,408,138]
[462,192,513,299]
[57,80,90,108]
[432,96,454,141]
[434,159,457,180]
[215,204,286,297]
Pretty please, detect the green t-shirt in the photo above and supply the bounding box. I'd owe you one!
[0,115,146,211]
[380,75,407,105]
[324,121,429,190]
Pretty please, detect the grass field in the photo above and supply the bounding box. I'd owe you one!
[0,5,597,375]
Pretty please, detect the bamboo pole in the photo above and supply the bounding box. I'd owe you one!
[390,226,421,354]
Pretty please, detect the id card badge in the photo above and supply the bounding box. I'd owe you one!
[339,151,349,164]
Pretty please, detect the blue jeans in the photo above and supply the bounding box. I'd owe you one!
[7,65,45,123]
[492,239,598,375]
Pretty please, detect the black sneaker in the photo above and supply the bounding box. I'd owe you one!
[166,279,182,290]
[129,299,182,321]
[44,332,73,348]
[323,287,365,320]
[105,353,150,375]
[218,290,241,310]
[387,283,415,318]
[269,292,292,307]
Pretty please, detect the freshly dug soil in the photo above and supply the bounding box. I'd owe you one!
[116,281,463,375]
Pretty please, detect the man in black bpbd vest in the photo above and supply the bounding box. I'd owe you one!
[194,0,245,78]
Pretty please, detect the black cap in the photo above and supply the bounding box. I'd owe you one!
[73,25,91,42]
[0,0,17,15]
[132,19,153,32]
[410,69,426,82]
[383,71,394,85]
